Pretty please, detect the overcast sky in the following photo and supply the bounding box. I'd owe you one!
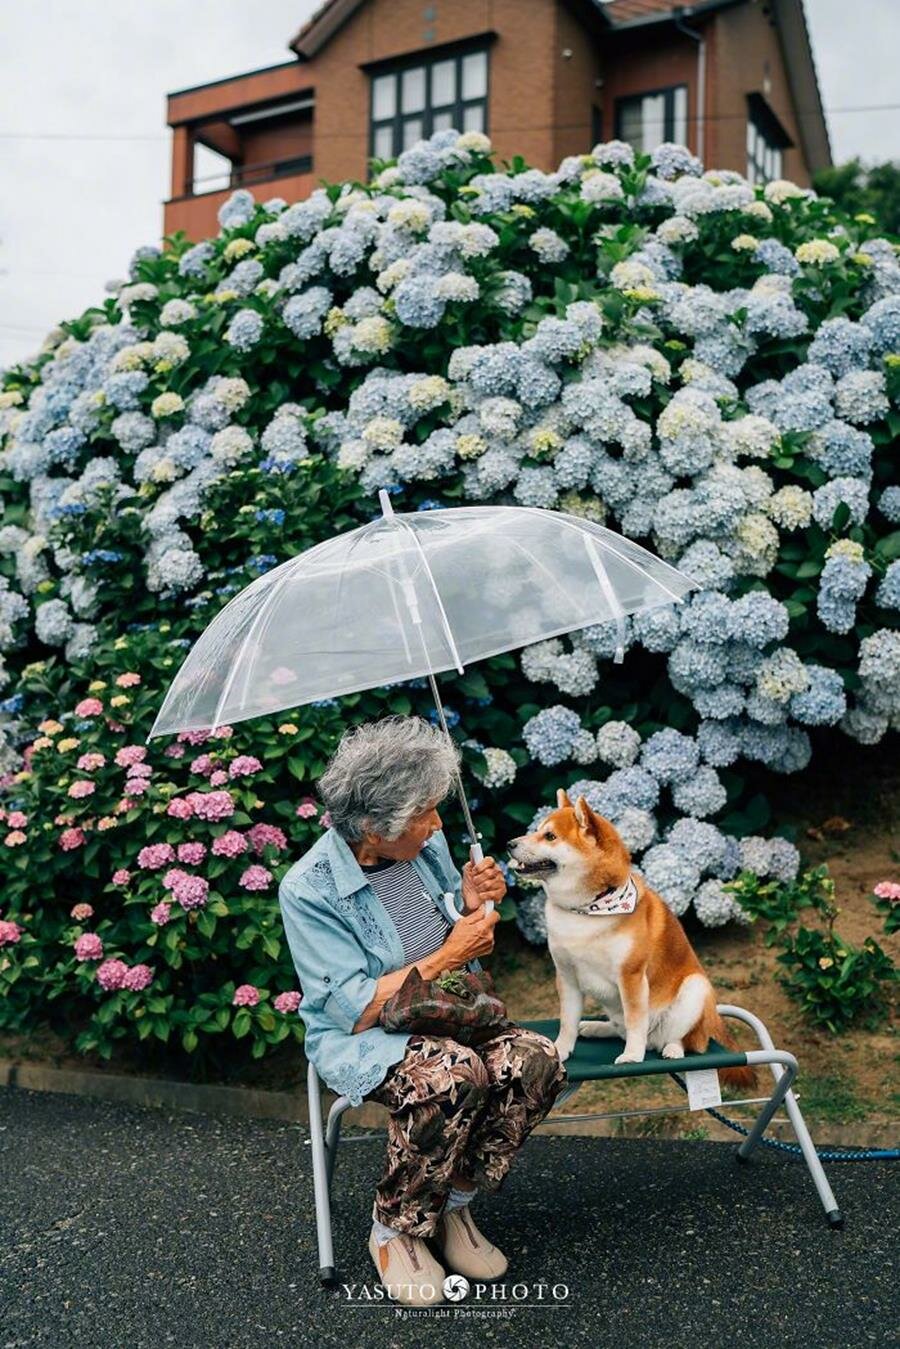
[1,0,897,370]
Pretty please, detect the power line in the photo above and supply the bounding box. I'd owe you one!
[0,101,899,144]
[0,131,165,141]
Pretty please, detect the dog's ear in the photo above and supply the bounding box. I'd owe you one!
[556,788,572,809]
[573,794,600,837]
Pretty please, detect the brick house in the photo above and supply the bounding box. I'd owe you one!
[164,0,831,240]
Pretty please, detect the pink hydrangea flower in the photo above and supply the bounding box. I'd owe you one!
[112,870,131,885]
[211,725,233,739]
[186,789,234,821]
[115,745,147,768]
[166,796,194,819]
[177,841,207,865]
[274,991,302,1014]
[137,842,176,870]
[178,729,210,746]
[247,822,287,854]
[873,880,900,900]
[106,720,126,733]
[209,770,229,787]
[233,984,260,1007]
[97,958,129,990]
[5,830,26,846]
[71,902,94,920]
[211,830,247,858]
[60,827,86,851]
[150,901,172,926]
[75,697,104,717]
[115,672,142,688]
[190,754,215,776]
[75,932,103,961]
[228,755,263,778]
[164,744,185,759]
[296,800,318,819]
[122,963,153,991]
[7,810,28,828]
[320,811,333,829]
[239,864,273,892]
[68,780,96,799]
[163,869,210,909]
[127,762,153,779]
[76,753,106,772]
[0,919,23,946]
[124,777,150,796]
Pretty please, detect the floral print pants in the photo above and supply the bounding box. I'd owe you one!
[363,1025,567,1238]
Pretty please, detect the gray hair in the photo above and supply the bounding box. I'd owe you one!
[317,715,461,842]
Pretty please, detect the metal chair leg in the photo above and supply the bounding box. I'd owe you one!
[307,1061,338,1285]
[718,1005,843,1229]
[325,1094,350,1197]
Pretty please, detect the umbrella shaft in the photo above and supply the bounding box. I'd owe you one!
[427,673,482,861]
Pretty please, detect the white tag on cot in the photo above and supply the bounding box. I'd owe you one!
[686,1068,722,1111]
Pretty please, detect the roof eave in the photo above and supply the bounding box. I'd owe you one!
[770,0,832,171]
[605,0,743,33]
[289,0,367,59]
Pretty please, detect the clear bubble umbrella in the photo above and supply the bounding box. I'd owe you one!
[148,491,697,896]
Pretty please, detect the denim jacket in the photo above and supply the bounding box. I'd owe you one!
[278,826,483,1107]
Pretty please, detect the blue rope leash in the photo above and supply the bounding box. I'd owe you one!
[671,1074,900,1162]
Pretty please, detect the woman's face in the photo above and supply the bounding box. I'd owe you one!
[366,797,443,862]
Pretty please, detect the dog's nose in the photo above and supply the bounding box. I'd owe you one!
[507,835,523,851]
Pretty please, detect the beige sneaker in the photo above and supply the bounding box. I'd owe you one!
[368,1227,447,1306]
[433,1206,508,1280]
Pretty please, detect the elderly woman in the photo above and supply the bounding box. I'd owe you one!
[279,715,565,1307]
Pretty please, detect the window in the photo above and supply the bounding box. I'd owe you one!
[745,95,791,185]
[746,120,782,185]
[370,46,488,160]
[615,85,687,154]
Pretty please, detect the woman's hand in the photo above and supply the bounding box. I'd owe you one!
[461,856,507,911]
[440,903,500,966]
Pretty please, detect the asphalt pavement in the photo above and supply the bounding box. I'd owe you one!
[1,1086,896,1349]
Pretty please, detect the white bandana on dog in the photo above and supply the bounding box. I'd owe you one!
[570,872,639,916]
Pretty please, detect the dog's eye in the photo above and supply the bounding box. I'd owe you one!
[543,831,556,842]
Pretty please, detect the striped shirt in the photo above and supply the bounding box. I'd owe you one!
[361,857,453,965]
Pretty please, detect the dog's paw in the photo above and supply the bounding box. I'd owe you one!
[553,1037,573,1064]
[661,1042,684,1060]
[614,1049,645,1065]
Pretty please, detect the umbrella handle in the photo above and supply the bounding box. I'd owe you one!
[469,840,495,915]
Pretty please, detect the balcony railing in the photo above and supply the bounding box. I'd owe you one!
[191,152,314,197]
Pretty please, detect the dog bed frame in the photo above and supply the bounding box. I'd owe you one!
[305,1003,842,1285]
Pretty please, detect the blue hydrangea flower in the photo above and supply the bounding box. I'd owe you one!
[522,705,583,765]
[875,559,900,610]
[671,765,727,818]
[595,720,641,768]
[639,844,700,915]
[225,309,265,352]
[726,592,789,648]
[636,733,701,787]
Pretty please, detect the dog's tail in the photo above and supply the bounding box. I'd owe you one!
[685,996,757,1090]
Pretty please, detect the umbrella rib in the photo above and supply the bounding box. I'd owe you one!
[208,563,297,730]
[392,515,466,675]
[525,507,691,605]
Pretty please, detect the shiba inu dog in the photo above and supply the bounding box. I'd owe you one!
[508,790,755,1087]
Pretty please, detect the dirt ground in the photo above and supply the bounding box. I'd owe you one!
[3,739,897,1136]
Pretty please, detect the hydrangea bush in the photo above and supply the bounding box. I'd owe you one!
[0,129,898,1055]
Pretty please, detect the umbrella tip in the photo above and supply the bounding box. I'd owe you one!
[378,488,395,520]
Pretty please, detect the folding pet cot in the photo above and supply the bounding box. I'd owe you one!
[305,1003,842,1285]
